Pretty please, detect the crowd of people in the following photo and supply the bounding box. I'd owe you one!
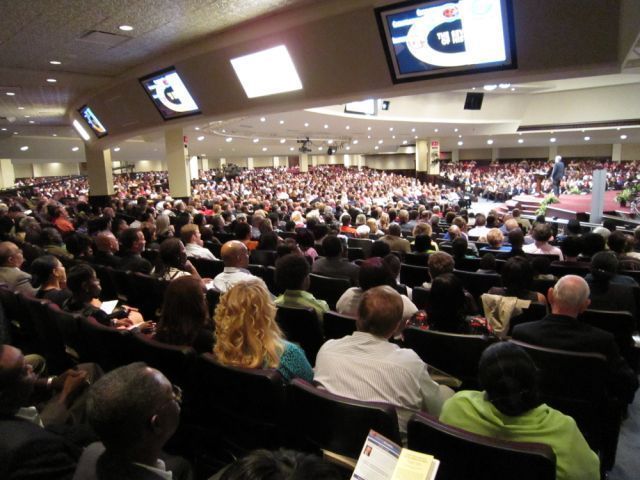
[0,163,639,479]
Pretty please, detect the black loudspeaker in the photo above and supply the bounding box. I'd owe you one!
[464,92,484,110]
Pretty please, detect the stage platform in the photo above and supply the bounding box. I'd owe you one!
[510,191,631,221]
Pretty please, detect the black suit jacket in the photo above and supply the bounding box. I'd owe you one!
[117,254,152,274]
[0,415,79,480]
[512,314,638,403]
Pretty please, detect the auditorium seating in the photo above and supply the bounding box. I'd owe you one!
[347,238,373,258]
[308,274,350,310]
[323,311,357,340]
[275,305,324,365]
[399,263,430,288]
[403,327,498,389]
[250,249,277,266]
[453,269,502,303]
[189,258,225,278]
[286,378,401,459]
[579,309,639,371]
[407,413,556,480]
[403,252,429,266]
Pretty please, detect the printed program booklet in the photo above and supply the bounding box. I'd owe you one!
[350,430,439,480]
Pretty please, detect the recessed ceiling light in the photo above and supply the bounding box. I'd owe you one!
[498,83,511,89]
[20,146,28,151]
[230,45,303,98]
[584,136,590,141]
[6,92,15,96]
[518,138,524,144]
[46,78,57,83]
[374,146,379,150]
[367,135,371,139]
[279,120,284,125]
[510,87,516,91]
[194,127,200,131]
[71,146,79,152]
[289,147,295,151]
[458,134,462,138]
[52,133,57,137]
[197,135,205,141]
[24,115,30,118]
[13,132,18,135]
[17,106,24,110]
[434,128,438,133]
[119,25,134,31]
[487,139,494,145]
[28,120,35,124]
[621,134,628,140]
[113,147,121,152]
[253,138,260,143]
[328,139,334,144]
[389,127,394,131]
[457,141,464,146]
[317,147,323,151]
[260,117,266,122]
[225,137,233,143]
[304,122,309,127]
[402,140,407,145]
[353,140,359,145]
[345,125,350,130]
[72,120,90,141]
[414,135,418,139]
[454,128,458,132]
[550,137,556,143]
[346,146,351,151]
[392,135,396,139]
[49,60,62,65]
[0,127,5,131]
[367,126,372,131]
[484,84,497,91]
[221,129,226,133]
[324,124,329,129]
[411,128,416,133]
[280,138,286,143]
[262,147,268,151]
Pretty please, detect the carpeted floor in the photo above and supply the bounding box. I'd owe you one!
[609,380,640,480]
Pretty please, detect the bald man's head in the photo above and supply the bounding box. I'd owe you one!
[95,231,119,254]
[548,275,590,318]
[220,240,249,268]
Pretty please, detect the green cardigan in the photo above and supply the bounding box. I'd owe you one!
[440,390,599,480]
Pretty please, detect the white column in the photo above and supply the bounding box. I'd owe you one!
[247,157,254,170]
[343,154,350,168]
[310,155,317,167]
[452,149,460,163]
[491,147,498,164]
[299,154,309,172]
[612,143,622,162]
[548,145,558,162]
[165,127,191,199]
[416,139,428,173]
[189,155,199,179]
[273,156,280,168]
[0,159,15,189]
[86,145,114,196]
[201,156,209,171]
[357,154,364,170]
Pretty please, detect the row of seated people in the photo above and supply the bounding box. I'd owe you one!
[1,274,629,479]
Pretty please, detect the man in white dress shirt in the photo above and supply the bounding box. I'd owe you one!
[211,241,254,293]
[314,285,453,435]
[181,224,217,261]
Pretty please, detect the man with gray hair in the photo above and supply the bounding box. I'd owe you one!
[512,275,638,403]
[314,285,453,435]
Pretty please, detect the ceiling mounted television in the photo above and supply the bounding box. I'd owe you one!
[78,105,108,138]
[375,0,516,83]
[139,67,201,120]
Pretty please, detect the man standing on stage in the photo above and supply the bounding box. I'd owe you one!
[550,155,565,197]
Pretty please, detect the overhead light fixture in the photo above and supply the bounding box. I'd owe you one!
[327,146,337,155]
[304,122,309,127]
[289,147,295,151]
[510,87,516,91]
[411,128,416,133]
[498,83,511,89]
[584,136,591,141]
[457,141,464,146]
[518,139,524,144]
[317,146,323,151]
[225,137,233,143]
[353,140,359,145]
[20,146,28,151]
[621,134,628,140]
[323,124,329,129]
[434,128,438,133]
[72,119,90,141]
[46,78,57,83]
[550,137,556,143]
[253,138,260,143]
[280,138,286,144]
[487,139,494,145]
[389,127,394,132]
[28,120,35,124]
[230,45,302,98]
[17,106,24,110]
[71,146,79,152]
[49,60,62,65]
[0,128,6,131]
[374,146,379,150]
[119,25,134,31]
[378,140,383,144]
[13,132,18,135]
[392,135,396,139]
[260,117,266,122]
[6,92,15,96]
[367,126,372,131]
[262,147,268,151]
[279,120,284,125]
[194,127,200,131]
[113,147,121,152]
[454,128,459,132]
[346,146,351,151]
[483,84,498,91]
[345,125,350,130]
[52,133,57,137]
[402,140,407,145]
[197,135,205,141]
[328,139,334,144]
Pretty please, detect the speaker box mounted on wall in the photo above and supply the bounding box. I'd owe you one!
[464,92,484,110]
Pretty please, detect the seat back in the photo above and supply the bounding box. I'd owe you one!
[403,327,498,389]
[455,257,482,272]
[507,301,548,334]
[123,333,196,388]
[407,413,556,480]
[190,258,225,278]
[347,238,373,258]
[549,263,589,277]
[275,306,324,365]
[531,277,557,295]
[126,273,168,320]
[206,288,221,319]
[403,252,429,267]
[286,379,401,459]
[250,249,277,266]
[20,294,74,373]
[194,353,286,449]
[579,309,637,370]
[411,286,430,310]
[323,310,357,340]
[0,286,35,347]
[454,269,502,303]
[308,274,350,310]
[46,303,85,361]
[109,268,132,302]
[347,247,365,262]
[77,316,132,371]
[399,263,430,288]
[92,264,119,301]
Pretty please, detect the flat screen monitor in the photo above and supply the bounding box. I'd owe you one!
[78,105,108,138]
[375,0,516,83]
[139,67,200,120]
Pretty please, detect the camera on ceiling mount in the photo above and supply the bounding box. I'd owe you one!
[297,136,312,153]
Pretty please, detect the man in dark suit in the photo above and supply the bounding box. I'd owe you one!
[512,275,638,404]
[0,344,88,479]
[550,155,565,197]
[117,228,152,274]
[90,232,122,268]
[312,235,360,286]
[74,362,190,480]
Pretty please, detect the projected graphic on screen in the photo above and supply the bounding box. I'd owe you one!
[78,105,108,138]
[376,0,515,83]
[140,68,200,120]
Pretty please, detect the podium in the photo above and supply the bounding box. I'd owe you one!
[534,173,546,196]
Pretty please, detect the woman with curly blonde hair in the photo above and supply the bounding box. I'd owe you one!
[213,278,314,382]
